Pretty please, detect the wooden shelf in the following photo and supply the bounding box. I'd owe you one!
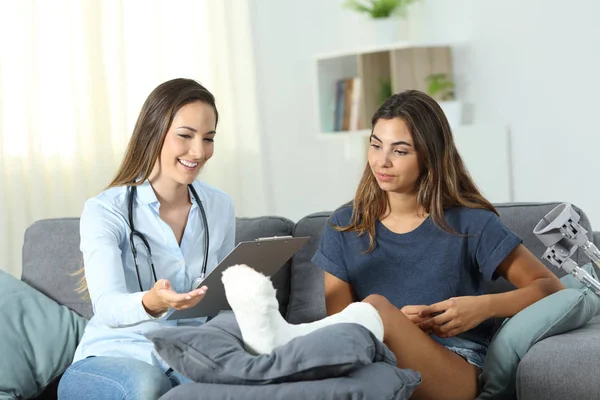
[315,41,454,135]
[313,40,455,61]
[316,129,371,141]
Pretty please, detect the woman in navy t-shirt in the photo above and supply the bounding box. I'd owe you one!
[311,90,564,400]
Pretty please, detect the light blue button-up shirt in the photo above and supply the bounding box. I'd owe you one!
[72,179,235,370]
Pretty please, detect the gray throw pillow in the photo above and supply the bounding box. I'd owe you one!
[148,311,412,385]
[478,263,600,400]
[0,270,88,399]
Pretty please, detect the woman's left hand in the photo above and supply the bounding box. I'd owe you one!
[417,296,491,338]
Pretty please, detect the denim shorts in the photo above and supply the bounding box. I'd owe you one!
[435,336,488,370]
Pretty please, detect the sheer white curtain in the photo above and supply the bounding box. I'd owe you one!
[0,0,269,278]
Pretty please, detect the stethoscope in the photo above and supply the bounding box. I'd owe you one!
[128,184,209,292]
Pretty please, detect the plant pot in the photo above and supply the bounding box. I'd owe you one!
[439,100,463,129]
[370,17,408,44]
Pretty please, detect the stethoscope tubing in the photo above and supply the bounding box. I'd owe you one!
[127,183,209,292]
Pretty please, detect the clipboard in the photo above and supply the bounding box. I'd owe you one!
[168,235,310,320]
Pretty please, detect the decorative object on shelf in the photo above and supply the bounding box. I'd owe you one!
[378,78,393,107]
[333,77,363,132]
[343,0,420,44]
[426,73,462,129]
[343,0,416,18]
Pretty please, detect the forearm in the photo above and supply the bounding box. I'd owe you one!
[483,277,566,319]
[94,290,163,328]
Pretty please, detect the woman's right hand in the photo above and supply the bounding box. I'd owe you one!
[142,279,207,316]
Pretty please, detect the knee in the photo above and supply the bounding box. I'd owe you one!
[362,294,393,313]
[133,370,173,400]
[58,358,172,400]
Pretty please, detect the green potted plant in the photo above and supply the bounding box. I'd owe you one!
[426,73,462,128]
[343,0,420,43]
[343,0,418,19]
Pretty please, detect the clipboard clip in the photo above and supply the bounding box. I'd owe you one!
[254,235,293,243]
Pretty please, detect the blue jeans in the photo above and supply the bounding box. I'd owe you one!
[57,357,192,400]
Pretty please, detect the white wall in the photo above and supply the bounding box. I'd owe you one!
[248,0,381,222]
[450,0,600,228]
[248,0,600,229]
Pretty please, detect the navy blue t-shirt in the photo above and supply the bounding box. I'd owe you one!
[311,205,523,347]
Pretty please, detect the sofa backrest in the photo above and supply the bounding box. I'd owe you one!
[283,202,600,324]
[20,202,599,324]
[234,216,295,317]
[21,216,295,320]
[21,218,90,317]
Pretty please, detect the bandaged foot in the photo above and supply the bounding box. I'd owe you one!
[221,264,384,355]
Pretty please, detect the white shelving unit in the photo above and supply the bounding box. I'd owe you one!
[314,41,455,138]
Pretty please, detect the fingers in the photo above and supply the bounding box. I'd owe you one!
[184,286,207,300]
[419,312,453,331]
[405,314,426,324]
[155,279,171,290]
[419,300,451,317]
[435,326,463,338]
[401,305,429,324]
[181,289,207,309]
[157,284,208,310]
[401,305,427,315]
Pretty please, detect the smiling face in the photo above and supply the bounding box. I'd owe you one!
[368,117,422,194]
[155,101,217,186]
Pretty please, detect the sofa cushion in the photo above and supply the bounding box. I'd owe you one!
[235,217,294,317]
[22,218,92,319]
[286,212,330,323]
[147,311,406,385]
[0,270,87,399]
[478,263,600,400]
[158,362,420,400]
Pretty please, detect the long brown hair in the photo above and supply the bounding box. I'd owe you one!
[76,78,219,295]
[337,90,496,252]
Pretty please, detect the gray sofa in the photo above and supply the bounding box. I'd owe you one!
[20,202,600,399]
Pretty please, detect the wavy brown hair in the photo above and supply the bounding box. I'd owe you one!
[75,78,219,295]
[337,90,496,252]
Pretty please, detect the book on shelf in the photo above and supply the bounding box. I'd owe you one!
[333,77,362,132]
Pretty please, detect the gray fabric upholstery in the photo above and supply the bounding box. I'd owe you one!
[21,218,92,319]
[479,266,600,400]
[159,362,421,400]
[286,212,330,324]
[235,217,294,317]
[516,315,600,400]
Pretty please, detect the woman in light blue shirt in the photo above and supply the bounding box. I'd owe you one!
[58,78,235,400]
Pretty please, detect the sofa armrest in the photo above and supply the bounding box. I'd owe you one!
[594,231,600,248]
[516,315,600,400]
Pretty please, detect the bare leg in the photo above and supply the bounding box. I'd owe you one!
[363,294,479,400]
